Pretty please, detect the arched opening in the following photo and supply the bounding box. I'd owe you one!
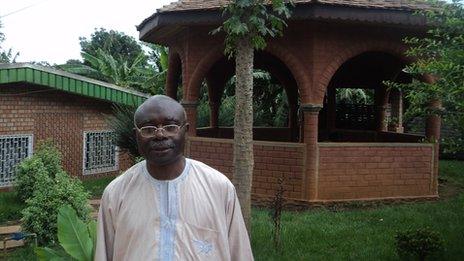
[195,51,300,142]
[318,51,418,142]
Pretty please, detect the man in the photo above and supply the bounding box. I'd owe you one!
[96,95,253,261]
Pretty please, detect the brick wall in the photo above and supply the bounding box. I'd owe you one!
[0,84,133,184]
[318,143,435,200]
[186,137,306,199]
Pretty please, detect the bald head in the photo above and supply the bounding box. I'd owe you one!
[134,95,186,126]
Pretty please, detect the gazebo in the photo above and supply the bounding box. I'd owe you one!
[137,0,440,202]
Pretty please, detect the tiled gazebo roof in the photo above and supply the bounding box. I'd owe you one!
[138,0,431,43]
[157,0,430,13]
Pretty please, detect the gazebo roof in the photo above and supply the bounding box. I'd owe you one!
[156,0,430,13]
[138,0,431,43]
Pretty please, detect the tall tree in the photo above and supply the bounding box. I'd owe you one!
[79,28,145,65]
[389,0,464,153]
[213,0,291,231]
[60,29,169,95]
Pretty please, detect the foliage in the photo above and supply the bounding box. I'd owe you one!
[15,141,62,202]
[21,164,91,245]
[36,205,96,261]
[336,88,374,104]
[33,141,63,177]
[196,69,290,128]
[395,227,445,260]
[0,191,24,224]
[58,49,150,91]
[60,28,168,95]
[106,104,139,158]
[0,19,19,63]
[387,0,464,152]
[142,43,169,95]
[79,28,144,65]
[14,157,49,203]
[82,176,116,198]
[213,0,292,56]
[196,83,211,127]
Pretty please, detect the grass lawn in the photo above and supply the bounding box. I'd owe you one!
[81,176,116,198]
[0,191,23,225]
[2,160,463,260]
[251,160,464,260]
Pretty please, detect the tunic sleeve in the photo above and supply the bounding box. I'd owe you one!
[226,186,254,261]
[95,189,115,261]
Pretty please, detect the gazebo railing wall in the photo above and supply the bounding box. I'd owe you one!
[317,143,436,200]
[186,137,437,202]
[186,136,305,199]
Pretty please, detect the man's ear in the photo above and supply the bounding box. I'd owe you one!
[184,123,190,133]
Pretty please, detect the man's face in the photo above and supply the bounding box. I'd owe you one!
[135,103,188,166]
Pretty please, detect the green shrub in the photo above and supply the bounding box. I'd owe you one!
[15,157,49,202]
[32,140,62,176]
[21,170,91,245]
[395,227,445,261]
[15,140,62,202]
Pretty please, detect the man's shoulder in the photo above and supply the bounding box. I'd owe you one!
[102,161,144,197]
[187,158,234,188]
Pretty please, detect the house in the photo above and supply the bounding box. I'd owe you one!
[0,63,149,190]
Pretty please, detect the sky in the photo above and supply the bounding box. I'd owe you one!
[0,0,174,64]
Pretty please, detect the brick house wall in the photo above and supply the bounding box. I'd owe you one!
[0,83,134,186]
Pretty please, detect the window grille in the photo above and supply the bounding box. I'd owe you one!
[83,131,118,175]
[0,134,33,187]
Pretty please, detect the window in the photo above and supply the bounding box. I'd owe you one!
[83,131,118,175]
[0,134,33,187]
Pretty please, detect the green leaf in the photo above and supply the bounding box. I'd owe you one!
[57,205,94,261]
[35,247,67,261]
[87,220,97,258]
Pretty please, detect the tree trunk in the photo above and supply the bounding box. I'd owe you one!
[233,37,254,232]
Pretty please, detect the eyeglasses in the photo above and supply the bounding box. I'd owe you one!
[134,120,185,137]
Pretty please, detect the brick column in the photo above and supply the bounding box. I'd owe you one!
[425,99,442,143]
[425,99,442,196]
[166,52,181,100]
[327,86,336,132]
[301,103,322,201]
[181,101,198,137]
[375,88,389,132]
[209,101,219,128]
[389,90,404,133]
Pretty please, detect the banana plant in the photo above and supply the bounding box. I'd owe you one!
[36,205,96,261]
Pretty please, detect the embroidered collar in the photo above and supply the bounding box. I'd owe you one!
[142,158,191,185]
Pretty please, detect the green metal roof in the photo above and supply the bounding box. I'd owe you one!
[0,63,150,107]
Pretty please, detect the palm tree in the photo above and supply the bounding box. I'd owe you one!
[59,49,148,90]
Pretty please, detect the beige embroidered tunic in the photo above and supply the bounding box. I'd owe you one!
[95,158,253,261]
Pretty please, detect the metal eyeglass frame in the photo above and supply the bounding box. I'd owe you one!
[133,118,185,137]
